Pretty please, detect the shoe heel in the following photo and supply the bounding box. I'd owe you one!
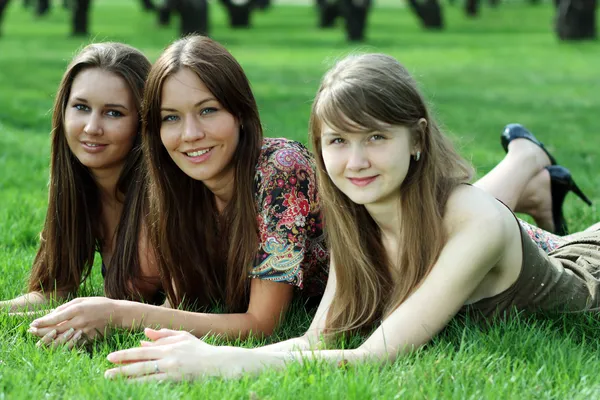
[570,180,592,206]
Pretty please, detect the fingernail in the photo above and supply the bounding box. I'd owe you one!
[72,330,83,341]
[49,329,57,338]
[30,321,39,328]
[28,327,37,334]
[64,328,75,338]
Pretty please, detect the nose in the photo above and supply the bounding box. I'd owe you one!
[83,112,103,136]
[346,144,370,171]
[182,115,206,142]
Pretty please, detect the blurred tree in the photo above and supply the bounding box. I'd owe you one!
[36,0,49,15]
[340,0,371,41]
[220,0,253,28]
[408,0,443,28]
[555,0,596,40]
[72,0,90,35]
[316,0,341,28]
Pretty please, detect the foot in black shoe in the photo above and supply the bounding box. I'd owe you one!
[547,165,592,236]
[501,123,557,166]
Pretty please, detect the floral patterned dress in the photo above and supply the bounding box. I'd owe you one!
[250,138,329,299]
[517,219,565,253]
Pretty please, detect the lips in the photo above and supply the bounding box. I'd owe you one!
[182,146,214,163]
[81,141,108,152]
[347,176,378,187]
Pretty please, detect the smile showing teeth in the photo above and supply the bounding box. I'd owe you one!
[84,142,102,147]
[186,148,211,157]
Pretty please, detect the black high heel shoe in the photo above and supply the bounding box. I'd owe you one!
[500,123,558,165]
[546,165,593,236]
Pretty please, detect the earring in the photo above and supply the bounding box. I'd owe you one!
[414,151,421,161]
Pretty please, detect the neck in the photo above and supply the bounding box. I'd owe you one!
[91,164,124,206]
[204,166,236,213]
[364,197,402,242]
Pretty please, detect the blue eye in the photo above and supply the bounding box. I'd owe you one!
[107,110,123,117]
[161,115,179,122]
[369,134,386,141]
[200,107,217,115]
[329,138,345,145]
[74,104,90,112]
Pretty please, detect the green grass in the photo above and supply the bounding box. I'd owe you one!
[1,0,600,398]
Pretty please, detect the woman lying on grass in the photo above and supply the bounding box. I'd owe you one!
[0,43,163,328]
[27,35,329,344]
[104,52,599,381]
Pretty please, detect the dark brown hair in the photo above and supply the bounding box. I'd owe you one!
[142,35,263,312]
[28,43,152,301]
[309,53,473,335]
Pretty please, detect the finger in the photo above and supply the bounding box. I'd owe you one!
[143,335,191,347]
[30,307,77,329]
[104,360,164,379]
[52,298,84,313]
[65,330,84,350]
[50,328,76,348]
[107,347,163,364]
[35,329,57,347]
[29,320,74,338]
[143,328,187,341]
[127,373,173,383]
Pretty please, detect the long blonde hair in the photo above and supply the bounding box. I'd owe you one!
[309,53,473,335]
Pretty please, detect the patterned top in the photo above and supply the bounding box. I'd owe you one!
[250,138,329,298]
[518,219,565,253]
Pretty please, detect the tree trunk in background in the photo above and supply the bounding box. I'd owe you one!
[220,0,252,28]
[465,0,480,16]
[408,0,443,28]
[72,0,90,36]
[177,0,208,36]
[316,0,340,28]
[340,0,371,41]
[0,0,13,35]
[140,0,155,10]
[555,0,597,40]
[36,0,49,15]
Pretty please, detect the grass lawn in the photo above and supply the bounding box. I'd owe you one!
[1,0,600,398]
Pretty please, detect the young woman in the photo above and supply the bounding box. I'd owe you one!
[104,52,598,381]
[28,35,329,343]
[0,42,166,346]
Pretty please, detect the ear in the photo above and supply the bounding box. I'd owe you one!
[413,118,427,153]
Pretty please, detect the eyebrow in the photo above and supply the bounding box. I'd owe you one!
[73,97,129,111]
[160,98,216,112]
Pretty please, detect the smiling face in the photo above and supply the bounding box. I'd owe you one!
[159,68,240,191]
[320,121,416,207]
[63,68,138,177]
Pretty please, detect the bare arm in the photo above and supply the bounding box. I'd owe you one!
[262,207,510,365]
[258,259,337,351]
[1,292,54,313]
[31,278,294,340]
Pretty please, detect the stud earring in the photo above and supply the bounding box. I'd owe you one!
[414,151,421,161]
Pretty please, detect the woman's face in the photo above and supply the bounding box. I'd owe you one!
[159,68,240,189]
[320,120,416,207]
[64,68,139,177]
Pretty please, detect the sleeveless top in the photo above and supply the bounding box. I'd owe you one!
[460,208,600,320]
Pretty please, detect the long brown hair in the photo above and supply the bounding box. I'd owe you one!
[28,43,152,301]
[309,53,473,335]
[142,35,262,312]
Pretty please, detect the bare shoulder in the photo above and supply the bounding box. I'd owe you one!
[443,185,513,238]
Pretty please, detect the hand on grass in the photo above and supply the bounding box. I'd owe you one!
[105,328,261,381]
[28,297,121,347]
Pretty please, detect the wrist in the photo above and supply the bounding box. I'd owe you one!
[112,299,129,328]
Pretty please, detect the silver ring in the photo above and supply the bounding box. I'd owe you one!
[154,361,160,374]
